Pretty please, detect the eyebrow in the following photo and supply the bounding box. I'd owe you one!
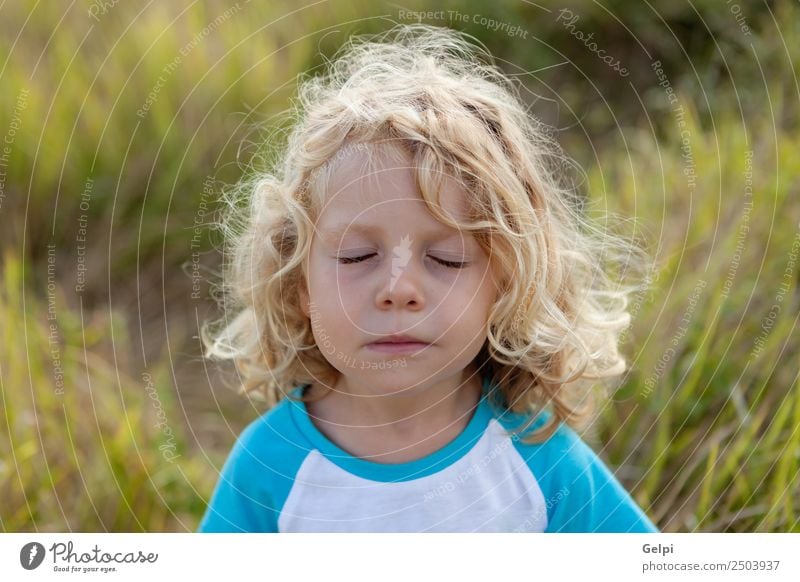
[319,222,463,241]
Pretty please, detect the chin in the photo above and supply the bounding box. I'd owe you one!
[350,369,429,393]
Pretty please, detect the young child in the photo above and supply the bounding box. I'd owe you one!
[197,23,658,533]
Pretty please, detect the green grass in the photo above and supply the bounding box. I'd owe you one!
[0,250,216,531]
[586,96,800,532]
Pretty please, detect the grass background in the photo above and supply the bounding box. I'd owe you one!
[0,0,797,532]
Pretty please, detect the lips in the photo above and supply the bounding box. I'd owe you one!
[369,334,429,345]
[366,335,431,355]
[365,333,432,356]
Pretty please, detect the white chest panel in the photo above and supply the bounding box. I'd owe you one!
[278,419,548,532]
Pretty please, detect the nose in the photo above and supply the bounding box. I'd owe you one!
[375,255,425,310]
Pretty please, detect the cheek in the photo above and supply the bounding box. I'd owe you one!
[472,261,499,309]
[446,275,494,324]
[308,255,339,297]
[438,290,483,328]
[311,266,367,320]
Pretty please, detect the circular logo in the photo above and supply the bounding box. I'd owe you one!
[20,542,46,570]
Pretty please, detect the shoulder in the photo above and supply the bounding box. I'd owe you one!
[226,395,313,478]
[196,395,314,533]
[493,407,659,533]
[493,407,596,480]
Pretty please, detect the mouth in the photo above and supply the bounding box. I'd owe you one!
[366,334,431,354]
[369,334,428,344]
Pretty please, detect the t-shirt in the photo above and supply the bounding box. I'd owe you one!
[197,373,659,533]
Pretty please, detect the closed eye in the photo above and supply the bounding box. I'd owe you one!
[433,257,468,269]
[337,254,376,265]
[338,254,467,269]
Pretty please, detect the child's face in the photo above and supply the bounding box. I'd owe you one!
[299,144,498,394]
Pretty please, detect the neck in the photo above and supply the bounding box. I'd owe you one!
[305,366,485,462]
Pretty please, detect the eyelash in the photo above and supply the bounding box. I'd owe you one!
[338,254,467,269]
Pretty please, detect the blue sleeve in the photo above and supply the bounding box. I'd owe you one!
[542,421,659,533]
[197,422,279,533]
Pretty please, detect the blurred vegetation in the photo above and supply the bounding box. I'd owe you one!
[0,250,215,530]
[588,94,800,532]
[0,0,797,532]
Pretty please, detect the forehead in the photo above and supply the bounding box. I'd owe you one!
[318,143,472,233]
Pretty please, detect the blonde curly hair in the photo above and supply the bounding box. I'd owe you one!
[201,23,652,444]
